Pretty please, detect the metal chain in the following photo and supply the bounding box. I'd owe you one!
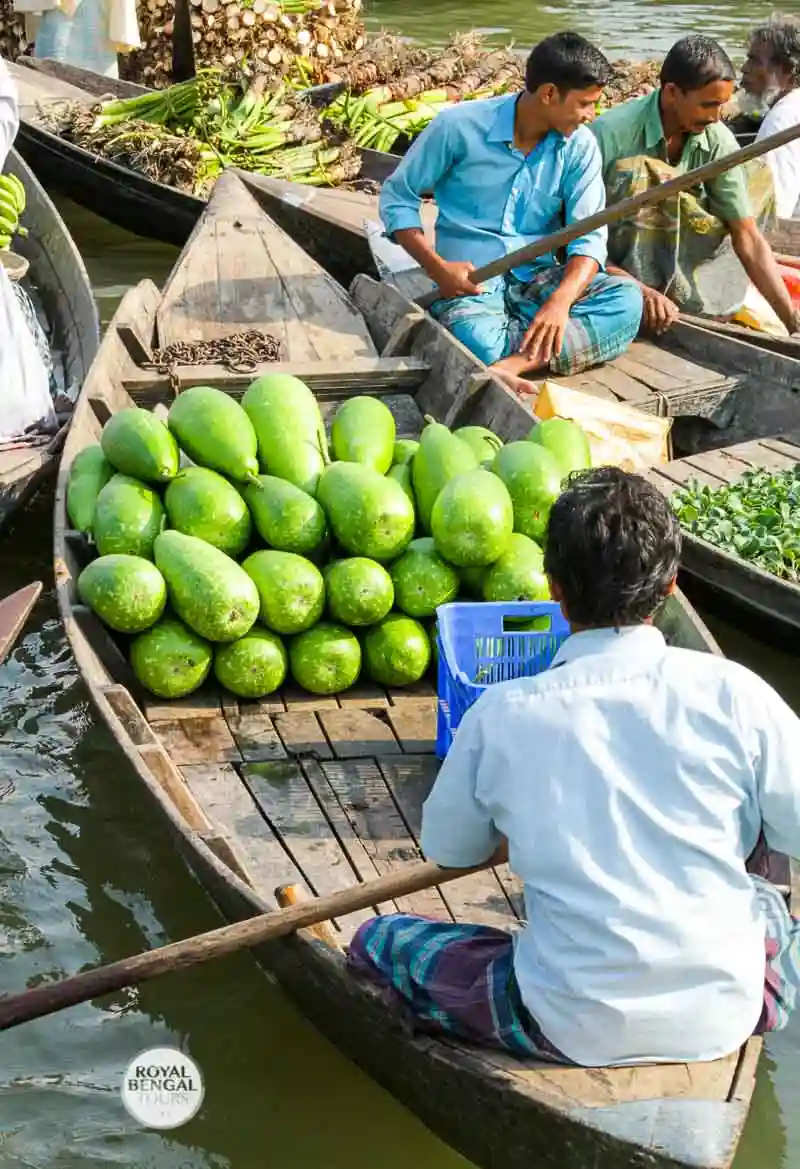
[151,330,283,393]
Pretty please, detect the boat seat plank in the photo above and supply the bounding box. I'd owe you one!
[385,704,436,753]
[239,759,373,938]
[387,678,437,708]
[280,685,340,711]
[181,762,306,903]
[679,450,753,484]
[156,173,377,361]
[336,683,391,710]
[584,364,654,403]
[223,704,287,763]
[716,439,799,475]
[300,758,399,916]
[143,690,222,721]
[317,708,402,759]
[124,356,431,400]
[612,354,677,394]
[558,374,617,401]
[758,436,800,466]
[148,715,242,766]
[653,459,724,489]
[380,755,519,928]
[321,757,452,919]
[627,341,729,388]
[273,710,333,759]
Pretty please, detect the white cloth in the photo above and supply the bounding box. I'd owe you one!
[0,266,55,442]
[757,89,800,220]
[421,624,800,1067]
[0,57,19,173]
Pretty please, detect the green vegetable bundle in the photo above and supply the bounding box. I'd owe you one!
[672,467,800,582]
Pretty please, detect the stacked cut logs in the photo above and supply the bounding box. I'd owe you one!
[120,0,365,89]
[0,0,30,61]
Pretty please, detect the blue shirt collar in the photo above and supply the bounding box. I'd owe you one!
[487,93,521,143]
[551,624,666,668]
[487,93,566,151]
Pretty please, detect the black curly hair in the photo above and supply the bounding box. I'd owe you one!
[748,17,800,86]
[543,466,682,628]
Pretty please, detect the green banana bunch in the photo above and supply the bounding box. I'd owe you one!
[0,173,27,251]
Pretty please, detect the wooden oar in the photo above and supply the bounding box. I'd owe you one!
[0,857,493,1031]
[0,582,42,667]
[416,118,800,309]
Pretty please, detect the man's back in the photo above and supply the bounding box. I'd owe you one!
[757,89,800,218]
[422,624,800,1066]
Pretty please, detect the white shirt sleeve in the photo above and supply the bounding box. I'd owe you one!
[756,92,800,220]
[0,58,19,173]
[420,698,501,868]
[753,677,800,859]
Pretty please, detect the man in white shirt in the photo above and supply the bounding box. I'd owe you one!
[0,56,19,172]
[347,467,800,1067]
[742,18,800,219]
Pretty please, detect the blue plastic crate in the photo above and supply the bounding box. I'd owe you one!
[435,601,570,758]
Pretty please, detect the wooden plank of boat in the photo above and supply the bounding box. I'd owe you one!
[0,147,98,535]
[54,170,781,1169]
[9,57,393,248]
[644,432,800,634]
[0,581,42,666]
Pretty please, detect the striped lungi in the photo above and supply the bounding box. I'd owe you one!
[347,875,800,1061]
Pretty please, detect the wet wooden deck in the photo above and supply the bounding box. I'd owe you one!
[138,683,525,944]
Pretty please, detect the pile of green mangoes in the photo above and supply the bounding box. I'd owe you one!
[67,374,590,700]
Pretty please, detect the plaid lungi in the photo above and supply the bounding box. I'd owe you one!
[347,875,800,1062]
[428,267,643,377]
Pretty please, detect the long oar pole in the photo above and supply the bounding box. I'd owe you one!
[0,858,493,1031]
[415,118,800,309]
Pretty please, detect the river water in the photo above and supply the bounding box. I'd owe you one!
[1,2,799,1165]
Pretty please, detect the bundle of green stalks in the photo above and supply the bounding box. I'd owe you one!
[38,70,357,192]
[322,35,524,154]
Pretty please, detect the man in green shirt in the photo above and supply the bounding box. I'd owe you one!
[591,35,799,336]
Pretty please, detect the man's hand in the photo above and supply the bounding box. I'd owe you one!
[430,258,483,300]
[520,292,571,366]
[641,286,679,334]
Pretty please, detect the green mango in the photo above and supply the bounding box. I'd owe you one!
[66,444,114,533]
[101,407,179,484]
[386,461,416,510]
[412,416,478,534]
[167,385,259,483]
[241,373,328,496]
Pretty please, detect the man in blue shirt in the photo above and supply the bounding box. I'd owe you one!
[378,33,644,396]
[348,468,800,1066]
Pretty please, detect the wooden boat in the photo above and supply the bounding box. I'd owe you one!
[9,56,395,247]
[0,146,98,534]
[644,433,800,636]
[0,582,42,666]
[54,170,792,1169]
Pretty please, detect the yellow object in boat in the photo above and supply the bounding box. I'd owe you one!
[534,381,672,471]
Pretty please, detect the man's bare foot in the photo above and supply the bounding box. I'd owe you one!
[488,356,543,398]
